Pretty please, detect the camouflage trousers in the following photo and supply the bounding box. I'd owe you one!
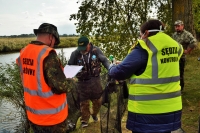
[29,119,67,133]
[80,97,102,123]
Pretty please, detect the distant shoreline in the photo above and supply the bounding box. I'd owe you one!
[0,36,78,53]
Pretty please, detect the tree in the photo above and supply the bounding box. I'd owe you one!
[70,0,196,59]
[70,0,167,60]
[193,0,200,40]
[172,0,196,36]
[156,0,172,34]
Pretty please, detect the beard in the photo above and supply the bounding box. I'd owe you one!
[176,28,184,33]
[176,30,182,33]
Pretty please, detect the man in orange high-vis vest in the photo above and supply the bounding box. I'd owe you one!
[16,23,74,133]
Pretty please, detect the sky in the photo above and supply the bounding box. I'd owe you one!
[0,0,81,36]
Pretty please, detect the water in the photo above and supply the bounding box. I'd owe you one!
[0,47,77,65]
[0,100,21,133]
[0,47,76,133]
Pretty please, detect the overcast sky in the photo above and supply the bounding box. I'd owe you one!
[0,0,80,36]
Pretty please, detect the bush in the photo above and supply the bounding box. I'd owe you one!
[0,62,30,132]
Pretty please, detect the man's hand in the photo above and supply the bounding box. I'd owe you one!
[184,47,193,54]
[115,61,121,64]
[184,50,188,54]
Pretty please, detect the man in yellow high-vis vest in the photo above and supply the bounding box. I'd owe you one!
[109,19,183,133]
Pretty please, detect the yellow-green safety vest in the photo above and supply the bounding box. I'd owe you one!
[128,32,183,114]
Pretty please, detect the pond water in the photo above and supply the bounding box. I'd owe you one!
[0,47,76,65]
[0,99,21,133]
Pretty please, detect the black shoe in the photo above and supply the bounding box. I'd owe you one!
[92,115,98,122]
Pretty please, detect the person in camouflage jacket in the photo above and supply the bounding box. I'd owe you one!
[16,23,74,133]
[68,36,110,128]
[172,20,197,91]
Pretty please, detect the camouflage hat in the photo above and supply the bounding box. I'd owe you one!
[174,20,184,26]
[34,23,60,45]
[77,36,89,51]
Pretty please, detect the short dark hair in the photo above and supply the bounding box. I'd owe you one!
[140,19,165,37]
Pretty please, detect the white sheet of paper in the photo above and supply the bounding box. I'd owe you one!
[64,65,83,78]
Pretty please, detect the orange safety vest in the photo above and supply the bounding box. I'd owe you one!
[16,44,68,125]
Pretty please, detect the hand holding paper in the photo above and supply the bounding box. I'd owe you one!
[64,65,83,78]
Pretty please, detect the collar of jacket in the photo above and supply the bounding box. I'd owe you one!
[30,41,45,45]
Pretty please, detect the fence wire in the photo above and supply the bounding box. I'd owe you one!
[100,74,128,133]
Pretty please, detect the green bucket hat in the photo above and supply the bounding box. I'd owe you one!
[34,23,60,45]
[77,36,89,51]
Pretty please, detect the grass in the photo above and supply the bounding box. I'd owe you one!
[0,36,78,53]
[180,43,200,133]
[71,43,200,133]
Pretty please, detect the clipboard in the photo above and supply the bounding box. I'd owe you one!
[64,65,83,78]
